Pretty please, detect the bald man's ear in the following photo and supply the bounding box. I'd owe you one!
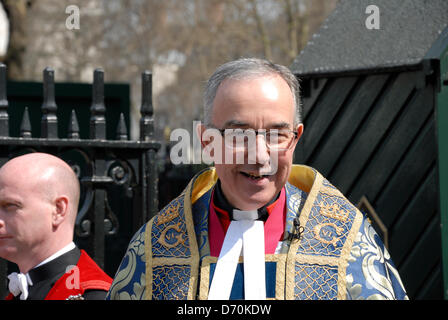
[52,196,69,229]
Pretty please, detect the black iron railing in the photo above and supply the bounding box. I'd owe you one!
[0,64,160,297]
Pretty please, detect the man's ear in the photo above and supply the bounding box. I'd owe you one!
[52,196,69,228]
[196,123,210,148]
[290,123,304,151]
[296,123,304,140]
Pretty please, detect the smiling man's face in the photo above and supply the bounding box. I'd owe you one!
[206,74,303,210]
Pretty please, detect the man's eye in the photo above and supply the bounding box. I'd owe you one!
[267,132,283,138]
[224,130,248,138]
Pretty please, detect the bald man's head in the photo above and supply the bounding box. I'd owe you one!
[0,153,81,271]
[0,153,80,223]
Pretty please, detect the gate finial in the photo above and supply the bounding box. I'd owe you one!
[0,64,8,137]
[139,71,154,141]
[41,67,58,138]
[68,109,80,139]
[90,68,106,139]
[20,107,32,138]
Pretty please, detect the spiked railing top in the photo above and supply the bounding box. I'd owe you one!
[68,109,80,139]
[140,70,154,141]
[0,65,159,151]
[0,64,8,137]
[41,67,58,138]
[90,68,106,140]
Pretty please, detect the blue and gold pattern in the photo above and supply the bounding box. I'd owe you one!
[152,265,191,299]
[145,180,201,300]
[105,224,147,300]
[191,191,212,261]
[152,195,191,259]
[285,170,363,299]
[294,263,338,299]
[346,216,408,299]
[107,165,407,300]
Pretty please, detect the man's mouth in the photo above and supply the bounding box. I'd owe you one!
[240,171,270,180]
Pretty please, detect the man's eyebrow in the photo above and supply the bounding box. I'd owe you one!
[221,120,292,129]
[222,120,250,127]
[268,122,291,129]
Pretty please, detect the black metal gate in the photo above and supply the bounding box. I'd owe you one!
[0,64,160,297]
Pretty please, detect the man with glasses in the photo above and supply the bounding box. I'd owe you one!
[107,58,408,300]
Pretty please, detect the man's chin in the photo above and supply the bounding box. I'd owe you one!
[235,190,278,211]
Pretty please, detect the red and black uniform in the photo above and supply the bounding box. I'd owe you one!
[5,247,112,300]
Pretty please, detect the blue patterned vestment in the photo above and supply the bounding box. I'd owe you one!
[106,165,408,300]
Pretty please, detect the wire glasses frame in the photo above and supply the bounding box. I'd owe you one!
[211,127,299,151]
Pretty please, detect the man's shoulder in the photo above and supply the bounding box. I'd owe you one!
[77,250,112,285]
[149,166,216,230]
[44,249,112,300]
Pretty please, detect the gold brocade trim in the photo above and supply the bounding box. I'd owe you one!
[285,170,322,300]
[273,254,286,300]
[295,254,340,266]
[152,257,195,266]
[337,207,363,300]
[284,167,364,300]
[198,255,287,300]
[198,256,217,300]
[144,218,154,300]
[156,201,180,226]
[183,178,200,300]
[145,169,210,300]
[157,222,185,248]
[288,165,316,194]
[191,168,218,205]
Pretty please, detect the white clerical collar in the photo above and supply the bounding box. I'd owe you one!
[33,242,76,269]
[208,210,266,300]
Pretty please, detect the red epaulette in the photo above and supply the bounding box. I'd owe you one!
[44,250,112,300]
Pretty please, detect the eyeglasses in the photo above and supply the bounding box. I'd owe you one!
[212,128,298,151]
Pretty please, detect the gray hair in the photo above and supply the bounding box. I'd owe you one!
[203,58,302,127]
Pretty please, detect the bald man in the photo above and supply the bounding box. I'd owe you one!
[0,153,112,300]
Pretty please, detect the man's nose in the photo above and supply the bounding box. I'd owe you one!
[255,135,270,165]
